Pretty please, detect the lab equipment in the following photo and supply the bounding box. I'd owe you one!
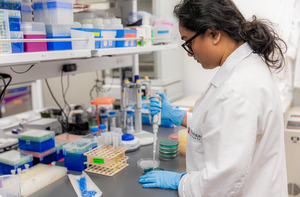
[18,129,55,152]
[46,24,72,51]
[0,150,33,174]
[0,175,21,197]
[55,133,82,143]
[68,172,102,197]
[10,31,23,53]
[126,110,134,133]
[284,107,300,196]
[121,133,140,152]
[21,22,47,52]
[139,171,186,190]
[109,111,116,131]
[159,139,178,160]
[33,0,73,25]
[21,148,56,165]
[21,0,32,22]
[178,129,187,156]
[84,145,128,176]
[53,140,67,161]
[7,10,21,31]
[68,107,89,134]
[63,138,97,172]
[99,124,107,133]
[149,92,186,126]
[100,114,108,130]
[137,158,160,172]
[0,9,12,54]
[116,29,137,47]
[152,94,162,167]
[23,118,62,135]
[18,163,67,197]
[90,127,99,145]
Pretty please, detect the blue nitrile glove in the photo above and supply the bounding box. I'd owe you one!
[149,92,186,126]
[139,171,186,190]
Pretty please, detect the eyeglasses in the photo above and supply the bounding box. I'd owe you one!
[181,32,200,55]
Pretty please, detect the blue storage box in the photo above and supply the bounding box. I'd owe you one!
[10,31,23,53]
[54,140,67,161]
[46,25,72,50]
[0,150,33,174]
[63,138,97,172]
[1,0,21,10]
[18,130,55,152]
[7,10,21,31]
[21,148,55,165]
[116,29,137,47]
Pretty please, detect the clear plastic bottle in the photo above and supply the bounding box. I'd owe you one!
[100,114,108,130]
[109,111,116,131]
[126,110,134,133]
[99,124,107,133]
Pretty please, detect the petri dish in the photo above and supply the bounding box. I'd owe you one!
[159,146,178,153]
[168,133,178,141]
[159,139,179,149]
[159,150,178,155]
[143,167,165,175]
[137,158,160,169]
[159,153,178,160]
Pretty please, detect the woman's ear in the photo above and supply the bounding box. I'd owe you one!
[206,29,221,45]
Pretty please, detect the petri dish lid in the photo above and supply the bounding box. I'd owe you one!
[168,133,178,141]
[159,139,179,148]
[137,158,160,169]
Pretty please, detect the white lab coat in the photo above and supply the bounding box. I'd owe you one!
[178,43,288,197]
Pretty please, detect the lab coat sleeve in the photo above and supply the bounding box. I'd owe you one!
[186,112,193,128]
[178,87,259,197]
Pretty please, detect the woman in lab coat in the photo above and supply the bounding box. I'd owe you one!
[139,0,288,196]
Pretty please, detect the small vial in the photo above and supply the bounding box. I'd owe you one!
[126,110,134,133]
[99,124,107,133]
[90,127,98,145]
[100,114,108,130]
[109,111,116,131]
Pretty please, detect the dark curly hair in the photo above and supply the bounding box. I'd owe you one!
[174,0,286,70]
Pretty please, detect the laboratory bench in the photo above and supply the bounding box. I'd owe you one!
[29,125,186,197]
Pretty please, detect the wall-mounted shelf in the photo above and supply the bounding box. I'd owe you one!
[92,44,178,57]
[0,49,91,67]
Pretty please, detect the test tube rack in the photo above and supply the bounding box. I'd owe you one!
[84,145,128,176]
[17,163,67,197]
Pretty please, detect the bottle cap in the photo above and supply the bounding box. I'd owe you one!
[109,111,116,115]
[90,127,98,133]
[122,133,134,141]
[127,110,134,114]
[100,114,108,118]
[99,124,107,130]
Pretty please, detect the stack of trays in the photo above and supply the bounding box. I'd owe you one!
[178,129,187,156]
[18,129,55,165]
[0,150,33,174]
[159,139,179,160]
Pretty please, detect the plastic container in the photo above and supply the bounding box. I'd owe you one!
[116,29,137,48]
[7,10,21,31]
[18,129,55,152]
[126,110,134,134]
[109,111,116,131]
[21,22,47,52]
[152,20,173,44]
[46,24,72,50]
[54,140,67,161]
[0,175,21,197]
[0,9,12,54]
[10,31,23,53]
[63,138,97,171]
[21,148,56,165]
[21,2,32,22]
[99,124,107,133]
[100,114,108,130]
[55,133,82,143]
[33,0,73,25]
[0,150,33,174]
[1,0,21,10]
[121,133,140,152]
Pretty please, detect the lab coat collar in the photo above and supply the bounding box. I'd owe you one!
[211,42,253,88]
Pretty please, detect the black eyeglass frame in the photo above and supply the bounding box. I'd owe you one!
[181,32,200,55]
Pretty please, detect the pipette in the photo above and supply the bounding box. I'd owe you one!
[152,94,162,169]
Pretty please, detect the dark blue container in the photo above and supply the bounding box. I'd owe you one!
[0,161,33,174]
[46,35,72,51]
[18,137,55,152]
